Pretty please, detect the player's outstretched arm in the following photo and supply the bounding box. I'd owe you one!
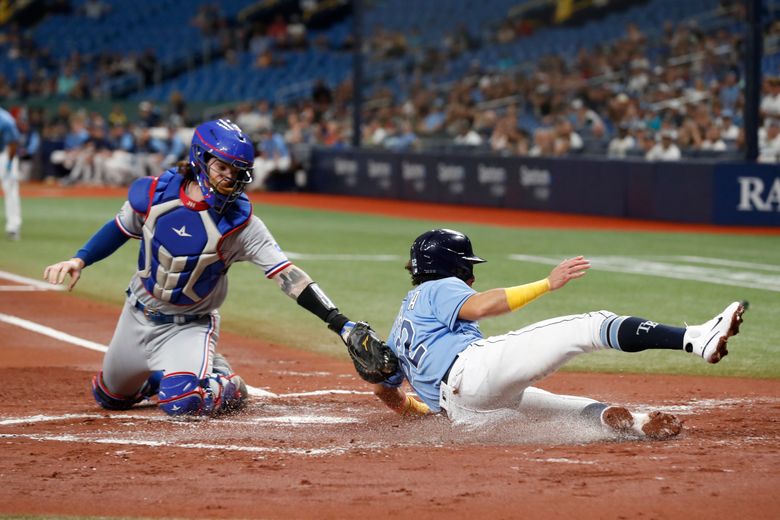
[459,255,591,321]
[373,384,430,417]
[43,218,132,291]
[272,265,399,383]
[43,258,85,291]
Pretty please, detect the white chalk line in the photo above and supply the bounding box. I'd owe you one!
[0,312,109,353]
[0,432,365,456]
[0,285,50,292]
[509,254,780,292]
[0,270,64,291]
[0,412,364,427]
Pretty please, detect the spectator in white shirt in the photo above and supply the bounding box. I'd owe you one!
[758,118,780,163]
[646,130,681,161]
[553,118,583,155]
[760,76,780,118]
[607,123,636,158]
[719,109,740,141]
[700,126,727,151]
[453,119,483,146]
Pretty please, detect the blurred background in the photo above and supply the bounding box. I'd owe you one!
[0,0,778,223]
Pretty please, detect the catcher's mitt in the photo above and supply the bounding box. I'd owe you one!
[344,322,399,383]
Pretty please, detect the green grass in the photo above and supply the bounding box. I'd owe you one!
[3,196,778,378]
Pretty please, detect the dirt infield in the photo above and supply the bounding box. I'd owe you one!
[2,186,779,518]
[1,276,779,519]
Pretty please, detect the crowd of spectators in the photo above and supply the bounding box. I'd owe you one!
[4,0,780,193]
[343,2,780,163]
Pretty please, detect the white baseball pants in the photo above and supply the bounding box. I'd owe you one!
[0,151,21,234]
[439,311,615,423]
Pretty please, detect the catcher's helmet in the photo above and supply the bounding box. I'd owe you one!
[410,229,486,283]
[190,119,254,213]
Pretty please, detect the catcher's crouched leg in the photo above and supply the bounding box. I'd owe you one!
[157,372,248,417]
[92,371,164,410]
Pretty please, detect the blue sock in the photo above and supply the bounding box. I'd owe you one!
[602,316,684,352]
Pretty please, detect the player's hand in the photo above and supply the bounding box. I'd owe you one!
[43,258,86,291]
[548,256,590,291]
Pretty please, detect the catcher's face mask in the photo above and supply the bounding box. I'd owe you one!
[190,119,254,213]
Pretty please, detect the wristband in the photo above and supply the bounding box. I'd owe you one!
[339,320,356,343]
[504,278,550,311]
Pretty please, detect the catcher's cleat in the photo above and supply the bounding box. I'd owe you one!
[601,406,682,440]
[684,301,746,364]
[220,374,248,414]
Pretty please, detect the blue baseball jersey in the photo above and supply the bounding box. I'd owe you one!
[385,277,483,412]
[0,108,20,151]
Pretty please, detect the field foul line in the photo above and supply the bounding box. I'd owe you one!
[0,432,366,456]
[0,286,53,292]
[0,270,63,290]
[0,412,363,426]
[509,254,780,292]
[0,312,109,353]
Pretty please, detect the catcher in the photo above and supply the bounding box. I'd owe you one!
[369,229,746,440]
[43,119,396,417]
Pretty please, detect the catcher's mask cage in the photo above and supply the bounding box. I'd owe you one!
[190,119,254,214]
[410,228,486,283]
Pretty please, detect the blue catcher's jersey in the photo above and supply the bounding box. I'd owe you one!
[128,169,252,305]
[385,277,483,412]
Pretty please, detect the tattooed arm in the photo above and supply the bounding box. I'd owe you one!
[272,265,351,334]
[273,265,314,299]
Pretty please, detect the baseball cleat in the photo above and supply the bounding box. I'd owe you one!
[221,374,248,414]
[601,406,682,440]
[638,411,683,440]
[601,406,634,434]
[684,301,746,364]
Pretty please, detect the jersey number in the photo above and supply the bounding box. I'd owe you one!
[397,319,426,368]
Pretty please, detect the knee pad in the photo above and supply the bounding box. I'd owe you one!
[158,372,209,416]
[91,372,141,411]
[158,372,247,417]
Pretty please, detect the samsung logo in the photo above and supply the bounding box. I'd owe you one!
[737,176,780,212]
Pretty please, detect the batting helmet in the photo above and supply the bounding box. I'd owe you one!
[190,119,254,213]
[410,229,486,283]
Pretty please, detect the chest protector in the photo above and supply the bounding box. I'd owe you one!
[129,170,252,305]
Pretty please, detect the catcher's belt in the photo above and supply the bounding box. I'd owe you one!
[126,288,204,324]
